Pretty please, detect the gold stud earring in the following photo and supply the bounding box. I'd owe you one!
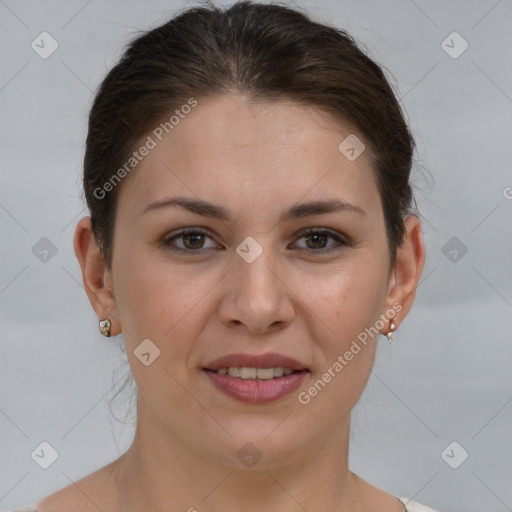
[387,320,396,344]
[99,319,111,337]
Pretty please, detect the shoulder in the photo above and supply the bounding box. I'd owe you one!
[397,496,441,512]
[32,460,119,512]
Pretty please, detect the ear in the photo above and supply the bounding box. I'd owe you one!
[381,215,425,333]
[73,216,121,336]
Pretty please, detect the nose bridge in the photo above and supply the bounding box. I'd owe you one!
[219,235,294,332]
[235,236,281,300]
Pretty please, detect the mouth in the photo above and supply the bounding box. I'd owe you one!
[205,366,301,380]
[203,353,310,404]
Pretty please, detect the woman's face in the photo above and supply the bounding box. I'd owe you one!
[106,95,399,467]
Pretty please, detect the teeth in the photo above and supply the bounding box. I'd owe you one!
[239,367,257,379]
[218,367,296,380]
[253,368,273,380]
[273,367,284,377]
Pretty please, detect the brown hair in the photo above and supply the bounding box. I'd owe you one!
[83,0,416,269]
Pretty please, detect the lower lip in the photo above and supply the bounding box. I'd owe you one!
[204,369,309,404]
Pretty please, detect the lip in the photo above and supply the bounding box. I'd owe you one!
[203,352,310,404]
[204,369,309,404]
[204,352,308,371]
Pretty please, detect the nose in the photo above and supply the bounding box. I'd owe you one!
[217,245,295,335]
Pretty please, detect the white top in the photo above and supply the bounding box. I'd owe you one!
[398,496,440,511]
[10,497,440,512]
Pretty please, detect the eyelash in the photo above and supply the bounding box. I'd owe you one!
[162,227,348,255]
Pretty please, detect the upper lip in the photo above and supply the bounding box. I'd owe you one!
[204,352,309,371]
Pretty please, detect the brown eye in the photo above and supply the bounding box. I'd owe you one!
[182,232,205,250]
[305,232,329,250]
[164,229,218,252]
[294,229,347,253]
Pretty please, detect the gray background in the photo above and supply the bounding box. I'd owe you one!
[1,1,511,511]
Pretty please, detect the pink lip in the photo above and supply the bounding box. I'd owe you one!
[203,352,310,404]
[204,369,309,404]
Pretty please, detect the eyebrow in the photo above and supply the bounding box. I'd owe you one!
[140,196,366,221]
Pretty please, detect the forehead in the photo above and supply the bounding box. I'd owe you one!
[116,94,382,224]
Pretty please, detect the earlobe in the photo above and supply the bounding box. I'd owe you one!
[73,216,121,336]
[381,215,426,333]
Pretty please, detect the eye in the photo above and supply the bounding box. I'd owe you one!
[292,228,347,253]
[163,228,219,252]
[163,227,348,255]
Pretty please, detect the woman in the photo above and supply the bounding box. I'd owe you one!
[12,1,437,510]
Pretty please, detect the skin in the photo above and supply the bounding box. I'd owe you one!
[38,94,424,512]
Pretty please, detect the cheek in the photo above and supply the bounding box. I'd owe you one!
[296,257,388,402]
[295,285,384,418]
[112,251,212,414]
[113,248,215,360]
[340,267,387,328]
[301,257,388,341]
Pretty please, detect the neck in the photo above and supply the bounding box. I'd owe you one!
[113,399,363,512]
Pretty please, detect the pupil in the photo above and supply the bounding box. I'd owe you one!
[185,233,203,249]
[308,233,326,249]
